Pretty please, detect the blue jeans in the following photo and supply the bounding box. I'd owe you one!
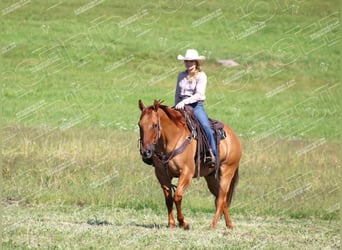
[189,102,216,157]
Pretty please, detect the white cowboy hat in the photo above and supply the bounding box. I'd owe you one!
[177,49,205,61]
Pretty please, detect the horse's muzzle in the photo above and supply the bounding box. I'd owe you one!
[140,144,155,159]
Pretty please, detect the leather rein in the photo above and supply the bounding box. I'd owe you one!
[145,110,192,166]
[154,135,192,166]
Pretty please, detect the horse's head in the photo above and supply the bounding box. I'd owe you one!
[138,100,161,159]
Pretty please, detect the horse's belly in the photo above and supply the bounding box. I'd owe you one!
[194,164,216,177]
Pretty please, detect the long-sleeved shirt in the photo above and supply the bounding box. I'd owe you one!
[174,70,207,105]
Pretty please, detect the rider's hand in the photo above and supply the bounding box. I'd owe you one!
[175,101,185,110]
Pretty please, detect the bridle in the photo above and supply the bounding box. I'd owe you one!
[138,110,161,154]
[139,109,192,167]
[151,111,161,145]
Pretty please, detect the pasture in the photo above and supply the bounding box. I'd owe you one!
[2,0,340,249]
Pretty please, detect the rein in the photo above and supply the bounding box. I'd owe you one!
[154,135,192,166]
[153,109,191,167]
[139,108,193,168]
[153,109,192,166]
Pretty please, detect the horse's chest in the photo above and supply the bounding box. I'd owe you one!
[167,160,195,177]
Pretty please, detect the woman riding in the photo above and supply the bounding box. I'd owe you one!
[174,49,216,167]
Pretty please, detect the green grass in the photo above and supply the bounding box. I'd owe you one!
[3,127,339,219]
[2,205,340,249]
[1,0,340,248]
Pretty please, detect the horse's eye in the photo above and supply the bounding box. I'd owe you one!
[151,124,158,129]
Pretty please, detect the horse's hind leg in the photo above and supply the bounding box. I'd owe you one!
[210,164,238,229]
[205,174,219,207]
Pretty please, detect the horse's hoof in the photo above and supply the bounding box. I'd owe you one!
[210,224,216,229]
[179,221,190,230]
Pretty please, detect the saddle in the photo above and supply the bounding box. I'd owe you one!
[182,105,226,174]
[140,105,227,179]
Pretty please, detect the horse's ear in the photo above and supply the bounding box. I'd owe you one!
[138,99,145,111]
[153,99,160,111]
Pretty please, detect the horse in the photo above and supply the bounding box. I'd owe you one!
[138,99,242,229]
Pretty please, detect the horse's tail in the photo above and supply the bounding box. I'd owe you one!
[227,167,239,207]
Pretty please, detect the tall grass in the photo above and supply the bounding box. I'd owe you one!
[2,126,339,219]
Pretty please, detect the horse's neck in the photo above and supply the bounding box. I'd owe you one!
[158,110,187,152]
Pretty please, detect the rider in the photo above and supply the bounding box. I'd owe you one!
[174,49,216,167]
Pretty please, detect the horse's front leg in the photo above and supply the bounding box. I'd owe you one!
[174,170,192,230]
[155,167,175,228]
[161,184,176,228]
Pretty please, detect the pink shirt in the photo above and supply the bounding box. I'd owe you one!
[174,71,207,105]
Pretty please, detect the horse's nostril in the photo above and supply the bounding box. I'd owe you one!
[140,145,155,159]
[144,150,152,158]
[141,149,151,158]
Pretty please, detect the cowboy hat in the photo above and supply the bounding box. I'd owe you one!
[177,49,205,61]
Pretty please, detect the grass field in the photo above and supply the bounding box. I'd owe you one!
[1,0,340,249]
[3,205,339,249]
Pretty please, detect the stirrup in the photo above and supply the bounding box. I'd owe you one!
[204,149,216,168]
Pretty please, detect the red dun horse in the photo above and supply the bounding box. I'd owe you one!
[138,100,242,229]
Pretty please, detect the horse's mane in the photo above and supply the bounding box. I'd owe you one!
[159,104,186,127]
[149,100,186,127]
